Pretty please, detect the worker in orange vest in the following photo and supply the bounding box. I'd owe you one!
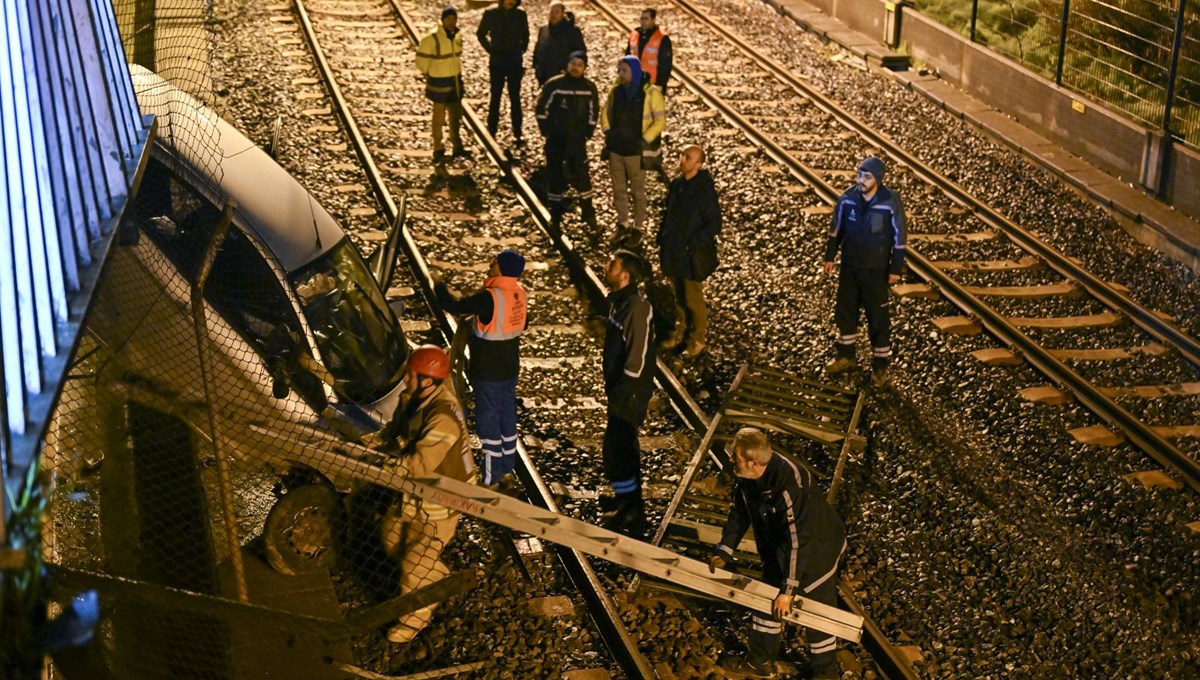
[435,250,529,489]
[625,8,673,98]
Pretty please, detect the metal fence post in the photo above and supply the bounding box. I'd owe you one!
[1056,0,1071,85]
[969,0,979,42]
[1161,0,1188,135]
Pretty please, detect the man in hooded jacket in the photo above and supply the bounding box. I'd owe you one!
[657,144,721,359]
[532,0,586,85]
[477,0,529,145]
[600,55,665,250]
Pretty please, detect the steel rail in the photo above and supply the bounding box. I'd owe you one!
[294,1,657,675]
[586,2,920,679]
[648,0,1200,493]
[670,0,1200,370]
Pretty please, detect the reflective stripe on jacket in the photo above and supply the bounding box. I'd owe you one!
[600,79,666,150]
[416,26,463,101]
[474,276,528,341]
[628,28,665,83]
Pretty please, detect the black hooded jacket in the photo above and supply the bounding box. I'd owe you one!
[533,14,586,84]
[477,0,529,64]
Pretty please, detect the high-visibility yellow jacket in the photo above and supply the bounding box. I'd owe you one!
[415,26,464,103]
[600,79,666,160]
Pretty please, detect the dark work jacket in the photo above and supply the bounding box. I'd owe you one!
[435,282,524,382]
[603,284,655,426]
[477,0,529,64]
[716,452,846,596]
[824,185,906,274]
[657,169,722,280]
[532,17,585,84]
[535,72,598,142]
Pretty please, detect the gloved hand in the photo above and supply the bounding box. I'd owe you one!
[708,554,727,573]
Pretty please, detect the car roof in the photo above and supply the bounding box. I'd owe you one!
[129,65,344,273]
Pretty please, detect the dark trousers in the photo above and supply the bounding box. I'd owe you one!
[833,266,891,369]
[487,59,523,138]
[601,413,641,496]
[473,377,518,486]
[545,136,594,218]
[751,542,846,673]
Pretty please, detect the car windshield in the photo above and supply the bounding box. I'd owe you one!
[289,239,406,404]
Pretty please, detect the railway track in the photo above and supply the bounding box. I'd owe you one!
[584,0,1200,492]
[436,0,1197,674]
[255,0,1200,676]
[284,0,908,677]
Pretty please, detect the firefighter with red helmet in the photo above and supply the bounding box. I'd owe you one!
[361,345,476,643]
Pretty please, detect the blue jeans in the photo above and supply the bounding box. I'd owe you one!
[473,377,518,485]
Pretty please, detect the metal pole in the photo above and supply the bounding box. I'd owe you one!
[970,0,979,42]
[1161,0,1188,134]
[190,202,249,603]
[1056,0,1071,85]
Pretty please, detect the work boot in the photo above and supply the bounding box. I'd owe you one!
[432,149,446,163]
[719,655,777,678]
[660,324,686,351]
[621,228,643,248]
[601,494,645,538]
[681,337,706,360]
[580,200,598,231]
[608,225,631,248]
[871,367,889,388]
[825,357,855,375]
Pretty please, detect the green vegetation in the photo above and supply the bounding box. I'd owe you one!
[910,0,1200,147]
[1,462,49,679]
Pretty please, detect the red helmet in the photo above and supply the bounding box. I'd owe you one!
[407,345,450,380]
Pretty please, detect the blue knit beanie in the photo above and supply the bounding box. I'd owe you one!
[568,50,588,66]
[858,156,885,184]
[496,249,525,277]
[441,6,457,19]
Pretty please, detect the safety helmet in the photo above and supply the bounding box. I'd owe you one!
[407,345,450,380]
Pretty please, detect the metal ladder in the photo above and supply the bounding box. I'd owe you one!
[247,422,864,642]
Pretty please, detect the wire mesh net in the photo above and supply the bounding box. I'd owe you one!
[39,5,464,676]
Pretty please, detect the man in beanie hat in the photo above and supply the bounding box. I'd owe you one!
[536,50,600,236]
[435,250,528,489]
[533,0,586,85]
[823,155,906,387]
[476,0,529,146]
[600,54,665,249]
[416,7,470,163]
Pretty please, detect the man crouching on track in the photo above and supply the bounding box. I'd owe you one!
[360,345,478,643]
[709,428,847,679]
[600,249,656,537]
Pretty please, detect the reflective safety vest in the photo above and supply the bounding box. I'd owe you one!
[628,29,666,84]
[474,275,527,341]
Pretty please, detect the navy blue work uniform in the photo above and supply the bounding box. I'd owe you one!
[535,65,599,226]
[824,179,906,370]
[715,452,847,675]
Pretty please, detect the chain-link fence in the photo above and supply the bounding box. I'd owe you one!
[925,0,1200,148]
[35,5,466,677]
